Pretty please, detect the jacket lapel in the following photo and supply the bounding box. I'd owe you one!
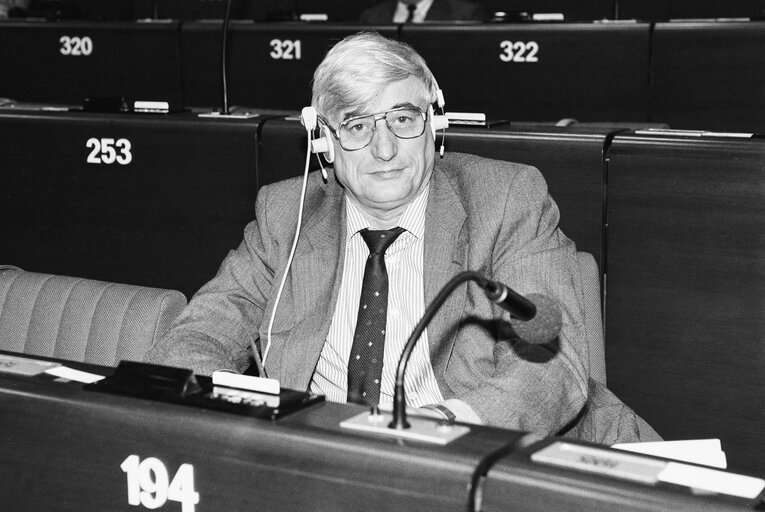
[275,176,347,390]
[423,160,468,376]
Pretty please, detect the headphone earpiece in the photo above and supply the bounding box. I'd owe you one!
[311,124,335,164]
[301,106,334,171]
[300,106,317,131]
[430,105,449,140]
[430,88,448,156]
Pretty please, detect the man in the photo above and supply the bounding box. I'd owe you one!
[147,31,659,443]
[359,0,488,24]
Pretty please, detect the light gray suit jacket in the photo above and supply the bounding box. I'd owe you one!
[147,152,660,443]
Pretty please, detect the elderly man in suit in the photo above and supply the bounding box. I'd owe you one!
[147,31,659,443]
[360,0,488,24]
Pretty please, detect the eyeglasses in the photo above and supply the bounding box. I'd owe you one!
[320,106,428,151]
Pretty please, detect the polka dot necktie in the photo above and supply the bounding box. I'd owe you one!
[347,227,406,406]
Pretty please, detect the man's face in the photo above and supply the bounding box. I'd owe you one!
[329,77,435,221]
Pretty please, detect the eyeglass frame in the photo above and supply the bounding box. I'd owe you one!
[317,105,430,152]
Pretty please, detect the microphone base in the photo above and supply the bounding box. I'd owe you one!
[198,111,260,119]
[340,410,470,445]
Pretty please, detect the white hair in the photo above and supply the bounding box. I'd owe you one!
[311,31,438,123]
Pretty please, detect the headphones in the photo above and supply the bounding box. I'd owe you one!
[299,87,449,168]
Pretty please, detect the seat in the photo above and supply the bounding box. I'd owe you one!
[0,266,186,366]
[576,252,606,384]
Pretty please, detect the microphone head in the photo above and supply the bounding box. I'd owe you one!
[509,293,562,344]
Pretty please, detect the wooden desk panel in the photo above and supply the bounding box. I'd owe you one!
[605,132,765,476]
[0,363,758,511]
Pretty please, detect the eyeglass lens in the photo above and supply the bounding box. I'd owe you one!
[338,107,426,150]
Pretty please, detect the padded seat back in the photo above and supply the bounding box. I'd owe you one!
[0,266,186,366]
[576,252,605,384]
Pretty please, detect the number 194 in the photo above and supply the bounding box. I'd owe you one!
[121,455,199,512]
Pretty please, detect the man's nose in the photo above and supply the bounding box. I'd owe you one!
[370,119,397,160]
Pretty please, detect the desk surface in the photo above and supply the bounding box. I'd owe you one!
[0,354,761,511]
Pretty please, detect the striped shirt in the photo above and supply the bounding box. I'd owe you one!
[309,188,444,407]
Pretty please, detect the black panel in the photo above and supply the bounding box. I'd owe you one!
[152,0,297,21]
[400,23,650,123]
[180,22,398,110]
[297,0,383,22]
[605,131,765,476]
[480,0,615,21]
[618,0,765,21]
[1,366,760,511]
[649,21,765,133]
[0,110,261,298]
[22,0,135,20]
[0,20,182,107]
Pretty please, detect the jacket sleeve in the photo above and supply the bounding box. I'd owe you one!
[453,165,590,435]
[145,185,282,376]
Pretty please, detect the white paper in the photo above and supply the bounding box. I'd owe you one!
[613,439,727,469]
[45,366,105,384]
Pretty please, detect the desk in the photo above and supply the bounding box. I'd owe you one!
[180,22,397,110]
[0,109,263,297]
[0,356,760,511]
[649,21,765,133]
[605,130,765,477]
[480,0,615,21]
[617,0,765,21]
[399,23,650,123]
[0,20,182,107]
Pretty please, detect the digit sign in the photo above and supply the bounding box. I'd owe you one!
[499,41,539,63]
[86,138,133,165]
[121,455,199,512]
[59,35,93,56]
[269,39,302,60]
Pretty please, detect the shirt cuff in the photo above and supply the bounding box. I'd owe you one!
[441,398,483,425]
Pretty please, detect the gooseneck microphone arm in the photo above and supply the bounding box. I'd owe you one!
[388,271,536,430]
[220,0,233,115]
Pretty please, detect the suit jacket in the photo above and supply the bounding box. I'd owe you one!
[147,152,660,443]
[359,0,488,24]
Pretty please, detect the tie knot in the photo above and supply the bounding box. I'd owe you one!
[360,227,406,255]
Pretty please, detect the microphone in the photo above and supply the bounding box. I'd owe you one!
[483,282,562,345]
[340,271,562,444]
[389,271,562,431]
[220,0,233,115]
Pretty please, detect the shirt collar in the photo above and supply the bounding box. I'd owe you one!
[344,186,429,242]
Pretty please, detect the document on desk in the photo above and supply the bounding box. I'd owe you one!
[45,366,105,384]
[533,441,765,500]
[613,439,727,469]
[0,353,60,376]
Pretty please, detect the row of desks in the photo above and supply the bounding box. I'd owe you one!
[2,20,765,132]
[0,354,763,510]
[9,0,765,22]
[0,109,763,476]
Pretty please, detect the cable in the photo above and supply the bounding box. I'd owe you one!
[261,127,314,371]
[466,441,517,512]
